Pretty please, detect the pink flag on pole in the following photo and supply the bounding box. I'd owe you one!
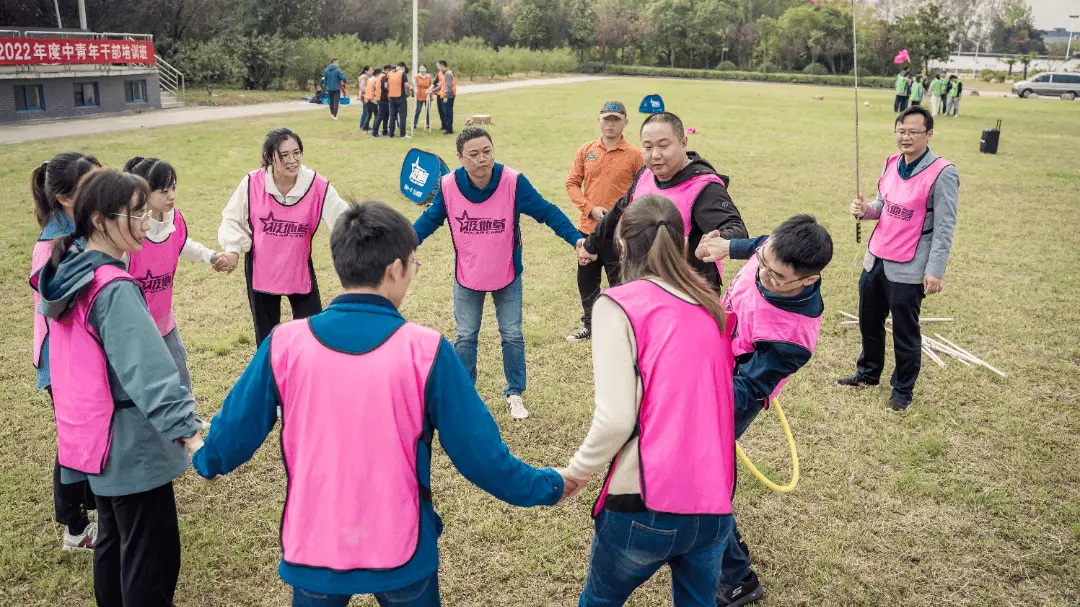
[894,49,910,64]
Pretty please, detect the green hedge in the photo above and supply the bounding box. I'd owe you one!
[604,64,895,88]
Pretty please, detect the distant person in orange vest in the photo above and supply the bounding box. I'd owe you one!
[361,67,380,135]
[387,62,412,139]
[432,59,456,135]
[357,66,372,133]
[413,64,433,131]
[373,65,392,138]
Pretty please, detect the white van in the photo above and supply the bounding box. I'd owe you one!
[1012,73,1080,100]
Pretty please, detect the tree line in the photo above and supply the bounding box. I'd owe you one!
[2,0,1051,85]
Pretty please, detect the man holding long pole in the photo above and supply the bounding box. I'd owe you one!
[837,106,960,412]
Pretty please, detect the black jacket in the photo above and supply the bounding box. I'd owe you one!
[582,152,748,290]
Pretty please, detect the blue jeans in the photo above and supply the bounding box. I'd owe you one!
[292,573,440,607]
[718,517,753,586]
[414,100,428,129]
[374,100,389,136]
[580,509,733,607]
[359,102,370,130]
[452,275,526,395]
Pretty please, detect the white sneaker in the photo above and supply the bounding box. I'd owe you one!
[404,134,412,139]
[62,521,97,552]
[506,395,530,420]
[332,115,338,120]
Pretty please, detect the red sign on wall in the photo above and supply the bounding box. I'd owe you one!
[0,38,155,66]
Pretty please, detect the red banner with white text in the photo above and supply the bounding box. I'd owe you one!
[0,38,154,66]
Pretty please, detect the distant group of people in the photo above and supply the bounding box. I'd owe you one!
[321,57,457,136]
[893,69,962,117]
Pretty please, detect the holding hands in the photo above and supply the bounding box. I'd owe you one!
[556,468,591,505]
[576,238,597,267]
[695,230,730,263]
[214,252,239,274]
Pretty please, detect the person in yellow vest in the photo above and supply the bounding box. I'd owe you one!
[387,62,412,139]
[413,64,433,131]
[357,66,372,133]
[432,59,456,135]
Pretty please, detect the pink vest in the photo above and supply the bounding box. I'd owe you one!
[869,154,951,263]
[594,280,735,516]
[271,318,441,571]
[248,169,328,295]
[442,167,518,292]
[50,264,136,474]
[30,240,53,368]
[632,169,727,276]
[721,244,821,401]
[127,209,187,336]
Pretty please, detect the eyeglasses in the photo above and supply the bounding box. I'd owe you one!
[894,129,928,137]
[111,210,153,224]
[277,150,303,162]
[756,248,816,289]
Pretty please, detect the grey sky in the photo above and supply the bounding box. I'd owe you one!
[1030,0,1080,30]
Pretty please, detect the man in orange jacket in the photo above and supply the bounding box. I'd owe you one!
[387,62,412,138]
[564,101,643,341]
[432,59,456,135]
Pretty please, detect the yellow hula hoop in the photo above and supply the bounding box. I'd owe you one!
[734,398,800,493]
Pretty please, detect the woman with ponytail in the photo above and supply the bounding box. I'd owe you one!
[37,169,204,607]
[29,151,101,552]
[124,156,229,430]
[560,194,738,606]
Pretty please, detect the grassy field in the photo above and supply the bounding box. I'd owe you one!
[1,77,1079,607]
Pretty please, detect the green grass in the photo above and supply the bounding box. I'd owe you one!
[2,77,1079,606]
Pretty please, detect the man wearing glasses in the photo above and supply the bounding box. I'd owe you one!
[839,105,960,412]
[695,214,833,607]
[412,127,583,421]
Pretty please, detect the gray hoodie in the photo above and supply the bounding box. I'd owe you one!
[38,250,199,496]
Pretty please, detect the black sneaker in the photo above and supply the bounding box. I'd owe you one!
[888,394,913,411]
[836,375,878,388]
[717,572,764,607]
[566,326,591,342]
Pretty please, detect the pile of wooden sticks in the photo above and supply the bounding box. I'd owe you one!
[838,311,1006,377]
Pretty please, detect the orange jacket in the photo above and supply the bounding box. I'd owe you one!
[364,76,377,102]
[436,70,456,99]
[415,74,432,98]
[388,70,404,98]
[566,137,644,233]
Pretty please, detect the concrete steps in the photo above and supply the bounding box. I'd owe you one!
[160,91,185,109]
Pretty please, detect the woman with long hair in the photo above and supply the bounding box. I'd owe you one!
[562,194,737,606]
[37,169,204,606]
[28,151,101,552]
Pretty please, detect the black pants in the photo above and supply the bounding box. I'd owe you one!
[414,99,428,129]
[46,387,95,532]
[438,96,455,133]
[361,101,377,130]
[94,482,181,607]
[245,254,323,346]
[893,94,909,112]
[856,259,925,398]
[328,90,341,117]
[577,251,620,330]
[389,97,407,137]
[940,94,947,112]
[374,100,390,136]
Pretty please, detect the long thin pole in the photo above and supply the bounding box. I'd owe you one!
[53,0,63,28]
[78,0,87,30]
[852,0,861,243]
[411,0,418,138]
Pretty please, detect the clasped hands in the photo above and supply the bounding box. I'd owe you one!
[556,468,591,505]
[212,252,240,274]
[695,230,730,263]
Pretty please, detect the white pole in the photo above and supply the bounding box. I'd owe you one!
[1068,16,1079,60]
[78,0,87,30]
[53,0,63,28]
[851,0,861,243]
[411,0,418,138]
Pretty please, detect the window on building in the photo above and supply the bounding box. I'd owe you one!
[15,84,45,111]
[74,82,99,107]
[124,80,147,103]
